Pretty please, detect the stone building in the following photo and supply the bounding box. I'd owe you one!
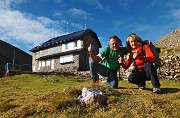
[30,29,102,73]
[0,40,32,77]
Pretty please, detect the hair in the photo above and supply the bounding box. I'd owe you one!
[109,35,122,46]
[126,33,143,50]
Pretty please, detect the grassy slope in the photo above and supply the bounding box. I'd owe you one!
[0,74,179,118]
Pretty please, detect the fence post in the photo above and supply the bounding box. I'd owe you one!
[5,63,9,77]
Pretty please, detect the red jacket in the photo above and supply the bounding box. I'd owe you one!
[122,44,155,69]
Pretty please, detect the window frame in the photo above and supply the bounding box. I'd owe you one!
[60,54,73,64]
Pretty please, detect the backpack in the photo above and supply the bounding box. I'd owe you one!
[142,41,162,68]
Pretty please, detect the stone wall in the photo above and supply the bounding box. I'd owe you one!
[158,54,180,80]
[118,54,180,81]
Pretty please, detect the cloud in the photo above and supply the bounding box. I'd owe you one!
[53,12,63,17]
[79,0,103,9]
[112,20,124,31]
[163,0,180,8]
[150,0,180,25]
[53,8,90,20]
[98,36,108,51]
[68,8,89,20]
[55,0,66,6]
[170,8,180,20]
[77,0,110,13]
[0,9,59,44]
[128,24,154,33]
[116,0,134,10]
[56,0,63,3]
[71,23,84,29]
[0,0,29,9]
[149,0,180,20]
[0,1,66,53]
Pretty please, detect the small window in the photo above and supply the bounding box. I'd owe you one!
[52,47,55,53]
[40,51,42,56]
[38,61,42,67]
[46,59,50,66]
[51,59,54,69]
[74,41,77,47]
[60,54,73,63]
[42,60,45,67]
[65,43,68,49]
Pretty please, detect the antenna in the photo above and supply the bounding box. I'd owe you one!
[84,24,86,29]
[53,29,55,37]
[67,22,69,34]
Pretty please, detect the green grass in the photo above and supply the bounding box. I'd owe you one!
[0,74,179,118]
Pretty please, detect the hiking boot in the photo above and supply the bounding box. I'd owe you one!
[101,78,107,84]
[93,79,99,83]
[138,85,146,90]
[153,88,161,94]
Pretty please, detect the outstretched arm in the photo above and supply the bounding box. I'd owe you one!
[118,54,133,69]
[88,44,101,61]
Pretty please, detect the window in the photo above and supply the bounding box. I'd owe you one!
[38,61,42,67]
[42,60,45,67]
[74,41,77,47]
[60,54,73,63]
[52,47,55,53]
[65,43,68,49]
[40,51,42,56]
[51,59,54,69]
[46,59,50,66]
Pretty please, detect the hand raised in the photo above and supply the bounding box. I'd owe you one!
[88,44,92,52]
[133,50,138,59]
[118,55,123,64]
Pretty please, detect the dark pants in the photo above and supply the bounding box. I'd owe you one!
[128,62,160,88]
[89,58,118,89]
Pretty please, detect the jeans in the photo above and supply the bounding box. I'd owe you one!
[128,62,161,88]
[89,58,118,89]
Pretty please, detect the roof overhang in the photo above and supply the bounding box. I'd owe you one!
[36,48,84,60]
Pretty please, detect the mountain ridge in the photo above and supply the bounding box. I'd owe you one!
[154,28,180,49]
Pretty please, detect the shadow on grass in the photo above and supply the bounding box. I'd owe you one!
[117,86,180,94]
[160,88,180,94]
[145,88,180,94]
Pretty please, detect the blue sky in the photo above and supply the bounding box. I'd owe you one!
[0,0,179,54]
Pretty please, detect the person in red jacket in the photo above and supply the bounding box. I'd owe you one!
[119,33,161,93]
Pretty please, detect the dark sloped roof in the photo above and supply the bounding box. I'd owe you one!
[30,29,101,52]
[0,40,31,56]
